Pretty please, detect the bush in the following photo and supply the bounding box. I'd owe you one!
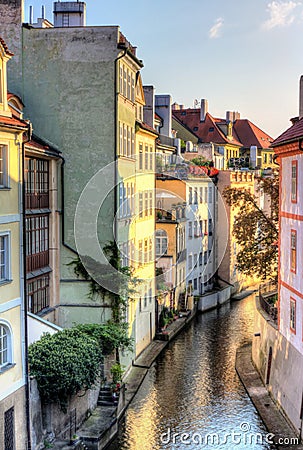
[28,328,102,411]
[74,322,133,356]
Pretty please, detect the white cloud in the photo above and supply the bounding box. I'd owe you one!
[209,17,224,39]
[262,1,299,29]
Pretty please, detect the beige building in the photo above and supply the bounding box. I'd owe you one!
[0,37,29,449]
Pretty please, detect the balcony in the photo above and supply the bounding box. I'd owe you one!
[259,281,278,323]
[26,251,49,273]
[26,192,49,210]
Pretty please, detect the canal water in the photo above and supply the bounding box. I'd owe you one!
[108,294,271,449]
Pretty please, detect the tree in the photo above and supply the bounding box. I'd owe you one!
[223,176,279,281]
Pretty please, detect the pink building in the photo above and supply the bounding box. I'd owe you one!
[272,118,303,352]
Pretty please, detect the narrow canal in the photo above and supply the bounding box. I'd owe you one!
[108,294,271,449]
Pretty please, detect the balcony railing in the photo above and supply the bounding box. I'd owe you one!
[26,193,49,210]
[259,281,278,323]
[26,251,49,273]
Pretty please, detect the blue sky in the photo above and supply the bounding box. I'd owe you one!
[24,0,303,138]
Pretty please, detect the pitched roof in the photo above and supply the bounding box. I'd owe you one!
[233,119,273,149]
[172,109,242,146]
[172,115,199,144]
[0,115,28,129]
[272,118,303,147]
[0,37,14,56]
[172,108,272,149]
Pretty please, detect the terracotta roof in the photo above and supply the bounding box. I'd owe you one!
[137,120,158,136]
[26,134,61,155]
[233,119,273,149]
[172,109,242,147]
[0,37,14,56]
[7,91,24,107]
[272,118,303,146]
[0,115,27,129]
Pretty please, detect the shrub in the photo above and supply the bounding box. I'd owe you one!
[28,328,102,411]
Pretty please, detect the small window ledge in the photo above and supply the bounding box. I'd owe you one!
[0,363,16,374]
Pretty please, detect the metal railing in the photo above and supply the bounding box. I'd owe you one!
[259,281,278,323]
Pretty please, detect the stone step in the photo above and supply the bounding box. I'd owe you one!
[97,400,115,407]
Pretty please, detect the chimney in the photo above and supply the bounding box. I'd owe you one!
[143,86,155,128]
[299,75,303,119]
[200,99,208,122]
[155,94,172,137]
[29,5,34,24]
[226,111,233,122]
[41,5,45,19]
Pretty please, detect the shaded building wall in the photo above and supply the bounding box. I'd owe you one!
[252,297,303,434]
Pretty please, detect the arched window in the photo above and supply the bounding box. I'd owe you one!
[0,323,12,369]
[156,229,168,257]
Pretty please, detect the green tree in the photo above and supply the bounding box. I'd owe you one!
[28,328,102,411]
[223,176,279,281]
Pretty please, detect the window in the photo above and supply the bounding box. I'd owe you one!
[144,192,148,216]
[269,154,273,164]
[291,160,297,203]
[139,143,143,170]
[156,229,168,257]
[4,407,15,450]
[144,239,148,263]
[139,192,143,218]
[291,230,297,273]
[204,187,208,204]
[194,188,198,204]
[188,221,192,238]
[62,13,69,27]
[263,153,267,164]
[199,187,203,203]
[0,234,10,283]
[189,187,193,204]
[26,215,49,272]
[199,252,203,266]
[290,298,296,333]
[149,191,153,215]
[145,145,149,170]
[208,186,212,203]
[27,274,50,314]
[194,278,197,290]
[0,145,8,188]
[188,255,193,271]
[0,324,11,368]
[25,157,49,208]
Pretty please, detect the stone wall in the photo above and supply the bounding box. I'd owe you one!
[252,296,303,434]
[30,378,100,448]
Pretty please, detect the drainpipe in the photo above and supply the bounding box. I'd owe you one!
[22,122,32,450]
[57,154,78,255]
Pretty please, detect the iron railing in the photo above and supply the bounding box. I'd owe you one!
[259,281,278,323]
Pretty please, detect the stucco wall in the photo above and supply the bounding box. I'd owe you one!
[0,385,27,450]
[252,296,303,433]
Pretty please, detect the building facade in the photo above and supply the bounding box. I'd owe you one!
[0,37,29,450]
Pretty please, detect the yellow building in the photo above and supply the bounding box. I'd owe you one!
[117,73,157,358]
[0,37,29,448]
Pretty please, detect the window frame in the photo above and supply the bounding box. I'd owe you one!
[0,144,9,189]
[290,297,296,334]
[291,160,298,203]
[290,229,297,274]
[0,232,11,284]
[0,321,13,370]
[155,229,168,257]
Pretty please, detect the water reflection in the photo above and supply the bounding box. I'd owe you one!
[108,295,271,449]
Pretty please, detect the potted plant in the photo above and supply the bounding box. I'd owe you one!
[70,434,80,445]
